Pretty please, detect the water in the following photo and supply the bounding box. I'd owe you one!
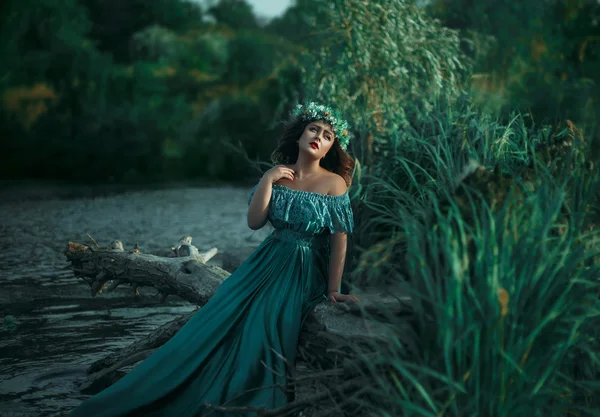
[0,186,269,417]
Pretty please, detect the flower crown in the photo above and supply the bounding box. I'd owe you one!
[291,102,352,150]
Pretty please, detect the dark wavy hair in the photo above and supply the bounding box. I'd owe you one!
[270,118,355,187]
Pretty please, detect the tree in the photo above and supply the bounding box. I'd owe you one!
[0,0,112,179]
[207,0,259,30]
[298,0,469,157]
[427,0,600,125]
[222,32,279,85]
[266,0,331,45]
[79,0,204,62]
[0,0,98,86]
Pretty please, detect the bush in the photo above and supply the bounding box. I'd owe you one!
[300,0,470,150]
[352,163,600,416]
[336,121,600,415]
[6,62,192,183]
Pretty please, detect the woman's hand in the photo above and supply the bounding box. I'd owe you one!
[327,291,359,304]
[262,165,295,184]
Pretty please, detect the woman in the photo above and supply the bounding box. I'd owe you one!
[67,102,358,417]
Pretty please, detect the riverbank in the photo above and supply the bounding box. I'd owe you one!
[0,185,270,416]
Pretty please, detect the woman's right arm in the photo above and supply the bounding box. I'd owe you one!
[247,165,295,230]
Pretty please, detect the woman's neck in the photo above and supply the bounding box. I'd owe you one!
[292,153,322,179]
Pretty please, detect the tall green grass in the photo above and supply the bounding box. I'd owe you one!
[349,97,596,286]
[344,99,600,416]
[352,174,600,416]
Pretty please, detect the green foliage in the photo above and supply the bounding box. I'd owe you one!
[179,66,303,181]
[349,95,600,283]
[80,0,203,62]
[222,32,281,86]
[298,0,470,169]
[354,170,600,416]
[130,25,181,62]
[427,0,600,128]
[266,0,335,46]
[342,97,600,414]
[207,0,259,30]
[10,61,191,182]
[0,0,98,85]
[176,31,229,73]
[0,1,198,182]
[0,0,296,183]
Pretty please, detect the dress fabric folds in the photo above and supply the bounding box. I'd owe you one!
[67,184,354,417]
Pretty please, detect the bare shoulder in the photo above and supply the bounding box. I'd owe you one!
[325,172,348,196]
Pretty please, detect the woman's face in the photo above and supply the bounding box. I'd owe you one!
[297,120,335,159]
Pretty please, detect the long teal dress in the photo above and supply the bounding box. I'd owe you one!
[67,184,354,417]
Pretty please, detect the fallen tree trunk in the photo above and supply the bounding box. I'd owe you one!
[64,236,412,394]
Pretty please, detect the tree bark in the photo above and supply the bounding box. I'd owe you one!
[64,236,412,393]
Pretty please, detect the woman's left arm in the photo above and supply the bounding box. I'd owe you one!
[327,176,359,304]
[328,233,358,303]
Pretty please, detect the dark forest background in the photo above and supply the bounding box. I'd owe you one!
[1,0,598,184]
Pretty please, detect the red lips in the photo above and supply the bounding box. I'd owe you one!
[310,142,319,149]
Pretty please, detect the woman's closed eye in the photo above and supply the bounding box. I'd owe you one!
[310,126,332,140]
